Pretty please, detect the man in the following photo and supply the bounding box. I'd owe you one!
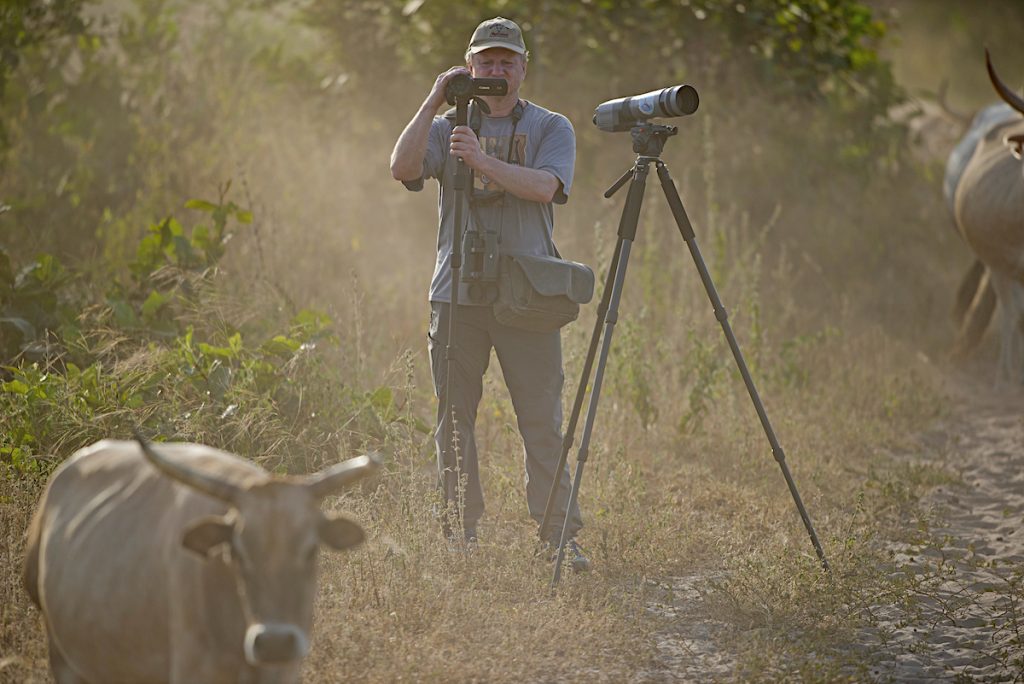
[390,17,588,570]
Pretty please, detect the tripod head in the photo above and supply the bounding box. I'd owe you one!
[604,123,679,200]
[630,122,677,157]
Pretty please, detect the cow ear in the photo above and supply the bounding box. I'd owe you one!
[182,515,234,558]
[318,514,366,551]
[1009,133,1024,161]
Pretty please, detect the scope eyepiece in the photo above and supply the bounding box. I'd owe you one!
[593,84,699,132]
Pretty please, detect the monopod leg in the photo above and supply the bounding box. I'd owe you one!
[538,238,624,545]
[439,157,469,538]
[655,162,830,571]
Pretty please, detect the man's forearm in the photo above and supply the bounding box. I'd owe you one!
[391,103,437,181]
[475,156,560,204]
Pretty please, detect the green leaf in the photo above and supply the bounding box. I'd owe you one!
[171,234,195,267]
[3,379,29,394]
[235,210,253,224]
[185,199,218,213]
[291,309,334,341]
[369,386,393,414]
[191,224,211,253]
[198,342,235,359]
[141,290,169,320]
[262,335,301,357]
[132,232,165,277]
[107,297,139,328]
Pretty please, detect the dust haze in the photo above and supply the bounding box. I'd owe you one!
[4,0,1024,680]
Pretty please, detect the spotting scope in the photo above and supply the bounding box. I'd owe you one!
[593,84,699,132]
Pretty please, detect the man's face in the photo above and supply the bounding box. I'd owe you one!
[468,48,526,95]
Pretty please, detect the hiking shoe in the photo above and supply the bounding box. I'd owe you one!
[441,517,477,543]
[545,539,591,573]
[445,526,478,552]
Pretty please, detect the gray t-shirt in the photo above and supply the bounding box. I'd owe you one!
[404,100,576,304]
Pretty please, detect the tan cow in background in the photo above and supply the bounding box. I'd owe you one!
[950,51,1024,382]
[23,435,380,683]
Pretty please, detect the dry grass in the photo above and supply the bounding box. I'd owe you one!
[0,301,953,682]
[0,479,48,682]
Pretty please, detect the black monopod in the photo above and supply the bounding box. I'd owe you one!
[539,84,830,585]
[438,74,507,537]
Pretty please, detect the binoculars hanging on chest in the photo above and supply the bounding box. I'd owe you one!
[461,227,500,303]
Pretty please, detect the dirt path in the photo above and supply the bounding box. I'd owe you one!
[642,573,736,682]
[643,369,1024,682]
[866,373,1024,681]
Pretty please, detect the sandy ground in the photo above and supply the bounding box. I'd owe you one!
[866,371,1024,682]
[642,573,736,682]
[643,367,1024,682]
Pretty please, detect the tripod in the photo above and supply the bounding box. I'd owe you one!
[540,123,830,585]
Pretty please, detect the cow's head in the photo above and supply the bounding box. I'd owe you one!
[987,50,1024,161]
[134,432,380,668]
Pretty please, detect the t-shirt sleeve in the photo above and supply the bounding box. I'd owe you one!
[534,113,576,205]
[401,117,448,192]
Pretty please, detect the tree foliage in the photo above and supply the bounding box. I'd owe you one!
[304,0,893,104]
[0,0,86,99]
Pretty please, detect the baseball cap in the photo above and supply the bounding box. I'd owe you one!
[467,17,527,55]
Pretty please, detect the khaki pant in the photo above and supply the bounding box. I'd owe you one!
[428,302,583,541]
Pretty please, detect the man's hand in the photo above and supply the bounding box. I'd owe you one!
[391,65,469,182]
[449,125,485,169]
[426,66,470,111]
[451,124,561,203]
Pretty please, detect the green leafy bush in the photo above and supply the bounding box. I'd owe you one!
[0,191,411,478]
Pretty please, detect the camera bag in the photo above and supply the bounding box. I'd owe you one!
[493,253,595,332]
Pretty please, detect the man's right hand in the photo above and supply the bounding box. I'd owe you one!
[426,66,471,111]
[392,66,470,182]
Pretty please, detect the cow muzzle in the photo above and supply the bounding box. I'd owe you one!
[244,623,310,666]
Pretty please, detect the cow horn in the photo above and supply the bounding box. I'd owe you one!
[133,428,240,504]
[305,453,382,500]
[986,49,1024,115]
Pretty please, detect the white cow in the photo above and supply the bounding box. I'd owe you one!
[949,51,1024,381]
[23,436,380,683]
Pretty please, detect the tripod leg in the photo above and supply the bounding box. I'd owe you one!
[552,160,651,586]
[553,238,636,586]
[538,237,625,545]
[656,162,830,572]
